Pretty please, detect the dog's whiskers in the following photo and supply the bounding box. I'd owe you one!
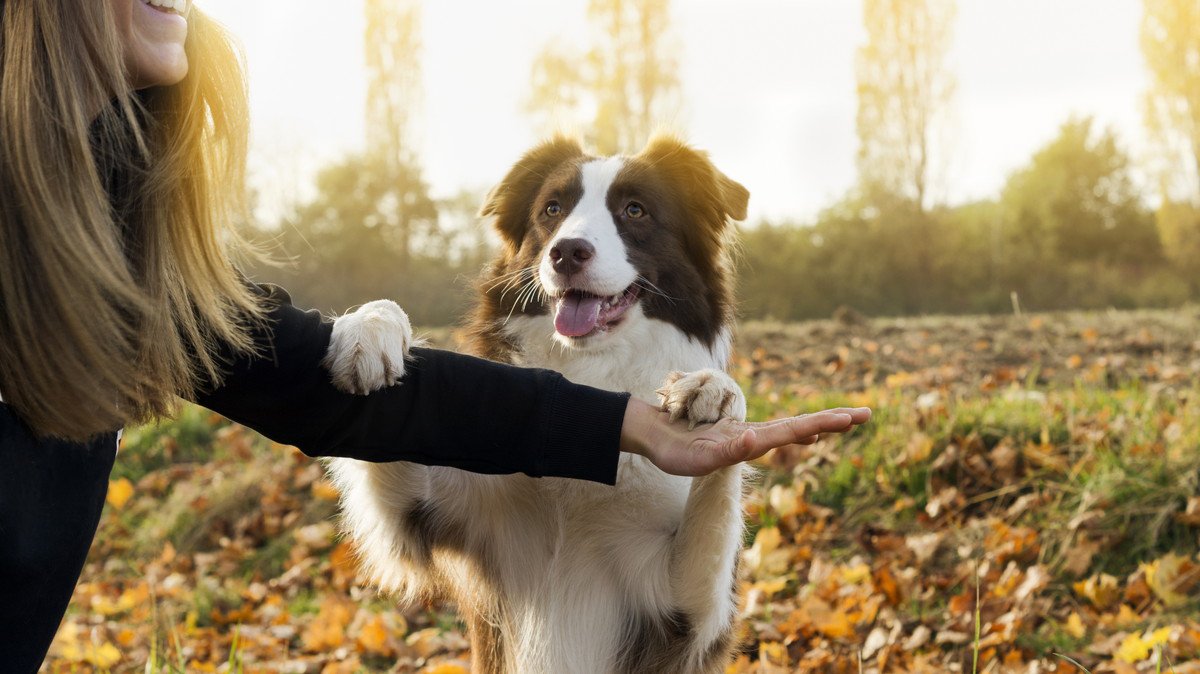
[502,277,547,326]
[634,276,681,305]
[494,266,539,306]
[485,267,527,291]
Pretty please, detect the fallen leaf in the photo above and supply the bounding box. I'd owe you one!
[1114,626,1172,663]
[1142,553,1200,607]
[1073,572,1120,609]
[1065,612,1086,640]
[301,598,354,652]
[356,614,395,657]
[107,478,135,509]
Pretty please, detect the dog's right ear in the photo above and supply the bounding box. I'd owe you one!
[480,136,585,249]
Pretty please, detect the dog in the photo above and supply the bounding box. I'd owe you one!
[323,135,751,673]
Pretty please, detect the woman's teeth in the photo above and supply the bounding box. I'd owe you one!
[143,0,187,13]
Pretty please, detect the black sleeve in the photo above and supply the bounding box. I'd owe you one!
[191,286,627,485]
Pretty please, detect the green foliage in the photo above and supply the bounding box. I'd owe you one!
[114,405,227,483]
[252,153,489,325]
[739,117,1192,321]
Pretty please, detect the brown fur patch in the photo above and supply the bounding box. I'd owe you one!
[617,610,692,674]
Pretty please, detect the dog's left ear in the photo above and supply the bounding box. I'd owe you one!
[637,135,749,225]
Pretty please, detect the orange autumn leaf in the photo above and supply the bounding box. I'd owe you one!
[106,478,134,509]
[356,614,395,656]
[312,479,341,501]
[419,664,470,674]
[301,598,354,652]
[1073,572,1120,609]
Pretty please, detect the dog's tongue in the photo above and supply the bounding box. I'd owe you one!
[554,293,603,337]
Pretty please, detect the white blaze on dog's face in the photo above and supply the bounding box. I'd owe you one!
[538,157,641,341]
[476,135,749,351]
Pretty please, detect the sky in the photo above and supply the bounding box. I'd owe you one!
[197,0,1150,225]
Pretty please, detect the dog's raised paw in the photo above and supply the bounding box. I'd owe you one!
[656,369,748,429]
[324,299,413,395]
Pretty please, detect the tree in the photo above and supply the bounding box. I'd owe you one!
[1142,0,1200,202]
[997,118,1170,308]
[364,0,430,266]
[1141,0,1200,285]
[270,154,463,321]
[855,0,956,211]
[527,0,681,154]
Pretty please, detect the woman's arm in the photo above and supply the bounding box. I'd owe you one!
[193,285,628,484]
[193,285,870,485]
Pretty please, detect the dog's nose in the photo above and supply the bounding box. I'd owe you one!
[549,238,595,276]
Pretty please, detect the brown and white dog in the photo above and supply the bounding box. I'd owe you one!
[323,135,751,673]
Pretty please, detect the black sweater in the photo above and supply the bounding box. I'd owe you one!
[193,286,628,485]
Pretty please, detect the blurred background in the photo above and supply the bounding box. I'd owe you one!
[44,2,1200,672]
[201,0,1200,326]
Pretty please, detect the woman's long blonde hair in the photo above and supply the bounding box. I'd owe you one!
[0,0,264,440]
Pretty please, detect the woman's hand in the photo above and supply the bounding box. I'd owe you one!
[620,398,871,477]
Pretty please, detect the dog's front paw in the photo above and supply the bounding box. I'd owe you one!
[656,369,748,429]
[324,300,413,395]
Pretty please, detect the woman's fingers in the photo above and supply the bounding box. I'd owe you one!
[662,406,873,476]
[743,412,849,454]
[803,407,873,424]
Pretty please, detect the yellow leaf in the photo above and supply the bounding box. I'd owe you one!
[1114,627,1173,663]
[1145,626,1172,648]
[1115,632,1151,663]
[1141,553,1199,607]
[1113,604,1141,627]
[798,595,855,640]
[767,484,800,517]
[1064,612,1086,640]
[1073,572,1120,609]
[752,526,781,554]
[750,577,788,597]
[419,664,470,674]
[743,527,789,578]
[356,614,394,656]
[301,598,354,652]
[758,641,788,666]
[406,627,445,659]
[106,478,134,509]
[840,563,872,585]
[312,479,341,501]
[86,642,121,668]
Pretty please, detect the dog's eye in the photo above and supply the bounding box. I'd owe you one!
[545,201,562,217]
[625,202,645,219]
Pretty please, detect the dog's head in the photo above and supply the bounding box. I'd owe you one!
[474,135,748,354]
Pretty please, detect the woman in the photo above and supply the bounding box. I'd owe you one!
[0,1,869,670]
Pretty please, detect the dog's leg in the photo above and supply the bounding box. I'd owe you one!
[324,299,414,395]
[657,369,748,671]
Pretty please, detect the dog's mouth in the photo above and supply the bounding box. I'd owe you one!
[553,286,640,338]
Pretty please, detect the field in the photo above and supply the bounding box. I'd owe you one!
[43,308,1200,673]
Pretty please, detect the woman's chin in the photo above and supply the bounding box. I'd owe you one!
[129,48,188,90]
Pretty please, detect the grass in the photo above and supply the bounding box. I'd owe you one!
[46,309,1200,671]
[746,379,1200,579]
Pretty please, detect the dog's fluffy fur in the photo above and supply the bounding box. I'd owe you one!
[325,136,751,673]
